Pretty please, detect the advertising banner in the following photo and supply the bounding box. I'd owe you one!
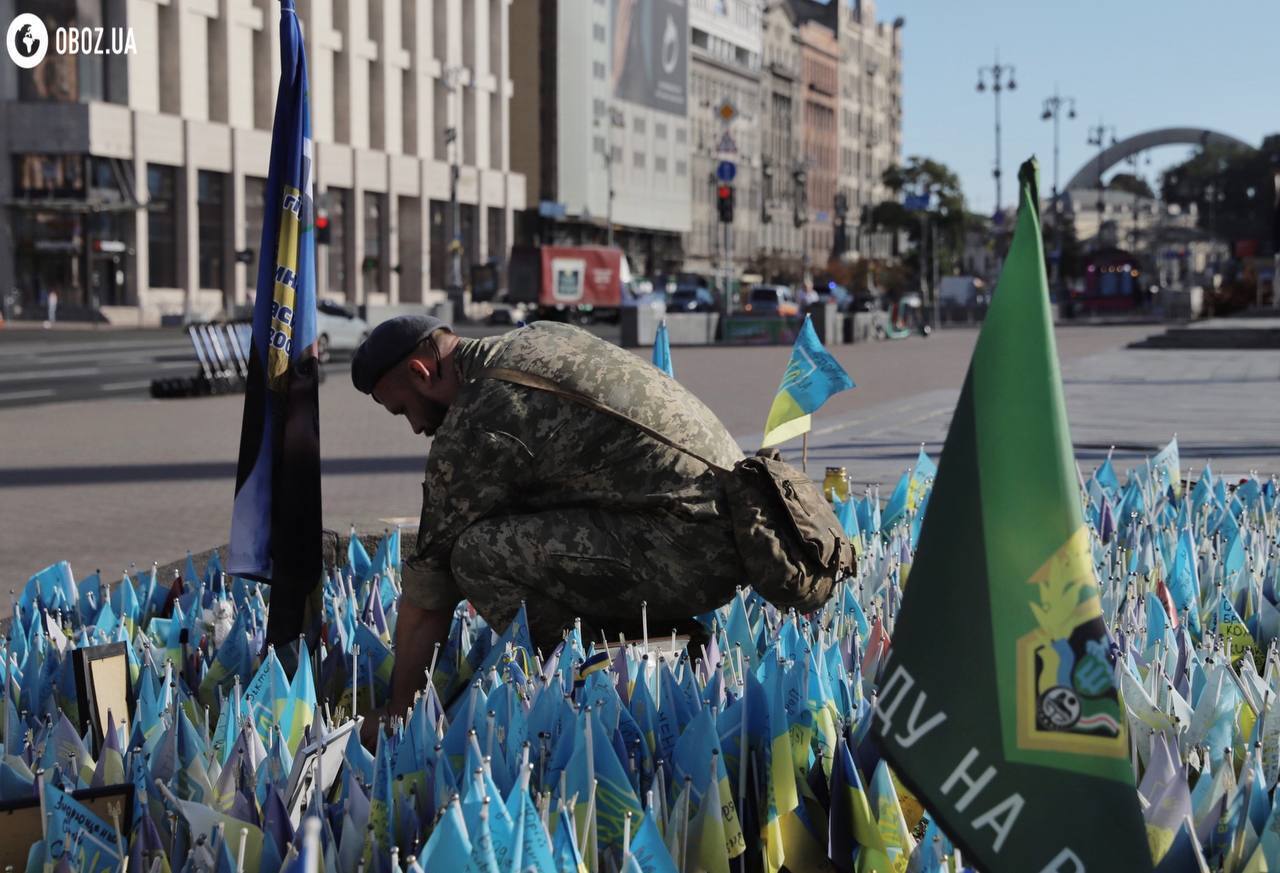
[611,0,687,115]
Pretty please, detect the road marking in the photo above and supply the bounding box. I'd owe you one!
[101,380,152,392]
[0,366,99,383]
[0,388,56,402]
[0,346,190,365]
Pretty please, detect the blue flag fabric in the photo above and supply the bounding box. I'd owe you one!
[42,780,121,873]
[228,0,323,646]
[761,315,855,448]
[652,320,675,378]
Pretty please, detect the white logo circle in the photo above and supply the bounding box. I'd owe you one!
[7,13,48,69]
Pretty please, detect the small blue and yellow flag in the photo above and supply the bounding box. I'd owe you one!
[761,315,855,448]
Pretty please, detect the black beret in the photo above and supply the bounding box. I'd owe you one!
[351,314,452,394]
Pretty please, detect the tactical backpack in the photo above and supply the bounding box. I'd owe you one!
[477,367,853,613]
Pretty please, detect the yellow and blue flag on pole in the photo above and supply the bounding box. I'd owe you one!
[761,315,854,448]
[228,0,322,646]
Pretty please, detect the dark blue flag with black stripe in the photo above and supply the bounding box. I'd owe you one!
[228,0,321,645]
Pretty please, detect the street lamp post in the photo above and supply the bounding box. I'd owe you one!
[1086,122,1118,243]
[1040,88,1076,290]
[593,105,622,248]
[976,52,1016,220]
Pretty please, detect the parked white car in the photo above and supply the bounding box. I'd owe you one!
[315,299,369,362]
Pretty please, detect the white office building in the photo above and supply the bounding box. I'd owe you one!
[0,0,526,324]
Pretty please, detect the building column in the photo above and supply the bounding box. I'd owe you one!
[350,182,365,305]
[398,196,423,302]
[230,163,247,309]
[130,116,151,319]
[180,132,199,317]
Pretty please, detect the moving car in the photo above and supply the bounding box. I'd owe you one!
[744,284,800,317]
[315,299,369,362]
[667,286,719,312]
[938,276,988,308]
[815,283,853,311]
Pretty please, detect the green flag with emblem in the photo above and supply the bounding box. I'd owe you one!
[872,158,1151,872]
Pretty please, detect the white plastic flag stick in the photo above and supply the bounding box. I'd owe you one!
[351,644,360,718]
[641,601,650,654]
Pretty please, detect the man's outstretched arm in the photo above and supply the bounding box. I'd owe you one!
[388,600,452,719]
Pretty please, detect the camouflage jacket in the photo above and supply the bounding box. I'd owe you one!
[402,322,745,610]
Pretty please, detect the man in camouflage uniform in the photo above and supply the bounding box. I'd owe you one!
[351,316,745,719]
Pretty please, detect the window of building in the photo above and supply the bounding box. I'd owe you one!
[594,136,606,156]
[18,0,85,103]
[675,127,687,145]
[593,23,606,41]
[363,192,385,297]
[243,176,267,290]
[429,199,448,290]
[197,171,226,289]
[592,61,606,80]
[655,122,667,140]
[676,160,688,177]
[487,206,505,261]
[633,117,646,134]
[691,28,708,49]
[633,151,645,169]
[327,187,350,295]
[655,156,667,173]
[146,164,178,288]
[612,145,623,162]
[460,203,478,285]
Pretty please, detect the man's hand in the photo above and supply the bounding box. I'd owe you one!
[360,601,450,751]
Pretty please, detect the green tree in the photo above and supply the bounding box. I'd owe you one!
[1107,173,1154,199]
[869,156,969,281]
[1160,134,1279,252]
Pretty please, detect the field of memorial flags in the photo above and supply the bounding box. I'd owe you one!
[7,0,1275,864]
[4,435,1279,873]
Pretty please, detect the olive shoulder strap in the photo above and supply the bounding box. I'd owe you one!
[474,366,729,474]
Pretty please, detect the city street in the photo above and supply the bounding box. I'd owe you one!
[0,322,621,408]
[0,328,197,408]
[3,321,1275,589]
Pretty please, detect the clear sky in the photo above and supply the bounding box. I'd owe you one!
[867,0,1280,215]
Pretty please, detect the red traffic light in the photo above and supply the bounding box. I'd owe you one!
[717,185,732,200]
[315,214,329,230]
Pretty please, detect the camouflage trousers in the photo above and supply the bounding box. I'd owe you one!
[450,506,744,653]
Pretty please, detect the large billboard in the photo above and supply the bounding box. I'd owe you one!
[610,0,687,115]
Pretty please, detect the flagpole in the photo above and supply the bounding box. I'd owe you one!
[802,433,809,474]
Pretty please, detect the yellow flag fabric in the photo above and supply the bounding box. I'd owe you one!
[760,316,854,448]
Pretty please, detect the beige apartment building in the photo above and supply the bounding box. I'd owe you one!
[0,0,525,324]
[769,0,902,276]
[836,0,903,260]
[757,1,804,278]
[683,0,763,278]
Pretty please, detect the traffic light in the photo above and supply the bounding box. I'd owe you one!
[717,184,734,224]
[315,211,331,245]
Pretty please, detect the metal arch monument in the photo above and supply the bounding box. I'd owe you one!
[1064,127,1256,191]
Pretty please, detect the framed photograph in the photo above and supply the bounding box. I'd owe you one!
[71,643,133,756]
[0,783,133,867]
